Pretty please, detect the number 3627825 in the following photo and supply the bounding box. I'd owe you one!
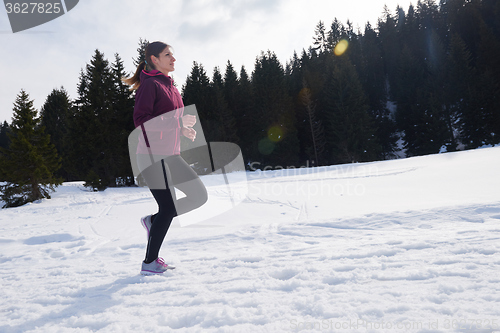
[5,3,62,14]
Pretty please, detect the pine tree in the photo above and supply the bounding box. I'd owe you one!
[67,49,116,188]
[40,87,72,180]
[323,56,379,164]
[182,61,214,143]
[0,121,10,181]
[394,45,428,156]
[222,61,244,147]
[211,66,239,143]
[378,5,401,98]
[424,30,452,153]
[234,66,255,166]
[416,0,440,32]
[445,34,472,149]
[300,79,325,165]
[287,51,303,95]
[111,53,135,185]
[0,121,10,151]
[313,21,328,53]
[251,51,299,167]
[326,18,345,51]
[476,20,500,144]
[444,31,498,149]
[360,22,398,158]
[223,61,239,113]
[288,50,308,164]
[395,40,449,156]
[344,20,363,69]
[0,90,62,208]
[133,37,149,66]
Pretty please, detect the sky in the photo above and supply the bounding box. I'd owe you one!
[0,0,415,124]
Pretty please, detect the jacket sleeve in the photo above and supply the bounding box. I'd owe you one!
[133,80,182,132]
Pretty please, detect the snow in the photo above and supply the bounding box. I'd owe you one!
[1,146,500,332]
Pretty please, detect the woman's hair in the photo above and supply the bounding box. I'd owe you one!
[122,41,171,90]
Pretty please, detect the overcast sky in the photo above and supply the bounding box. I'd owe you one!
[0,0,415,123]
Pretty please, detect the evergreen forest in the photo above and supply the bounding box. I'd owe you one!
[1,0,499,206]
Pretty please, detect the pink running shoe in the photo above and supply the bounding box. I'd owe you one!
[141,258,175,275]
[140,215,152,239]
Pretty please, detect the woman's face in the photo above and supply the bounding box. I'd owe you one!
[152,46,176,75]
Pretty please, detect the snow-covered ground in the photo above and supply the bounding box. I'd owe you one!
[1,146,500,333]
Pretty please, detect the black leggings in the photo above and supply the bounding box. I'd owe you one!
[141,155,207,263]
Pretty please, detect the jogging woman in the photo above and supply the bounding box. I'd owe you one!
[124,41,207,275]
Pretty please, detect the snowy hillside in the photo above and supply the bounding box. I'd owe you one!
[1,146,500,333]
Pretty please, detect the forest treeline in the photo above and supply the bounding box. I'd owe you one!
[1,0,499,207]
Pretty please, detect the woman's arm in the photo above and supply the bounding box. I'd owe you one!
[134,81,182,132]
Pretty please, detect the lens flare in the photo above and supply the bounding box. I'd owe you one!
[258,138,275,155]
[268,126,283,143]
[334,39,349,56]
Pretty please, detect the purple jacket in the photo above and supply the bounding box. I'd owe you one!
[133,70,184,155]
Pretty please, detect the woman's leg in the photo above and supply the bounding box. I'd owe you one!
[141,160,177,263]
[165,155,208,215]
[140,155,208,263]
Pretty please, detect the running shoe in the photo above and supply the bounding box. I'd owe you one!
[140,258,175,275]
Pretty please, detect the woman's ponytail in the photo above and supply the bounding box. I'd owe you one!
[122,61,146,91]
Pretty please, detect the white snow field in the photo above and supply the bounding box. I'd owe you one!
[1,146,500,333]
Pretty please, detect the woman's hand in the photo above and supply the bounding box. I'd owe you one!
[180,114,197,141]
[181,114,196,128]
[181,127,196,142]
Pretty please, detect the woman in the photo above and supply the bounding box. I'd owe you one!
[124,41,208,275]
